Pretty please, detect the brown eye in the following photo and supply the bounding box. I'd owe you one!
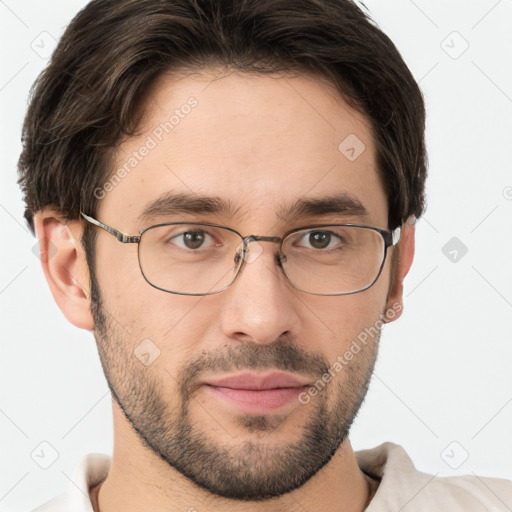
[182,230,206,249]
[294,230,340,250]
[308,231,332,249]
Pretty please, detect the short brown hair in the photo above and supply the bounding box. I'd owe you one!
[18,0,427,232]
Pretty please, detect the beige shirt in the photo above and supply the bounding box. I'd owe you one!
[32,442,512,511]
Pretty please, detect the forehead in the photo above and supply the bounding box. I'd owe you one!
[100,68,388,230]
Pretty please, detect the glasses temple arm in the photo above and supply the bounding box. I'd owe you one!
[80,212,140,243]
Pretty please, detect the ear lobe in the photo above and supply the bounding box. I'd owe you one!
[383,219,416,323]
[34,210,95,330]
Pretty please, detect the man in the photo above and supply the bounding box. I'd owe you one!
[17,0,512,510]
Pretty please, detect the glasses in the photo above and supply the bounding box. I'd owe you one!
[80,212,401,296]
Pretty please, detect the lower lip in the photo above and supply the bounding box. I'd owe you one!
[204,385,307,414]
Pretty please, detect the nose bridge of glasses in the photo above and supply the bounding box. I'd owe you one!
[247,235,282,244]
[237,235,284,265]
[244,235,283,254]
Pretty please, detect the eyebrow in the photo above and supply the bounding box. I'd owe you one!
[138,191,369,225]
[278,193,368,222]
[139,192,241,224]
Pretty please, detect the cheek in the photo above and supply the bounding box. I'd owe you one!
[94,241,220,370]
[95,237,142,294]
[304,286,388,365]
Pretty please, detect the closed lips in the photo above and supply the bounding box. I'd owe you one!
[204,372,310,390]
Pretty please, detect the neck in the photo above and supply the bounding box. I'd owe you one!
[93,402,377,512]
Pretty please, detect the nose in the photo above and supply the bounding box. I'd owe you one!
[219,240,301,345]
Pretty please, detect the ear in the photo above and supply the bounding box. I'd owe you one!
[383,218,415,323]
[33,209,94,330]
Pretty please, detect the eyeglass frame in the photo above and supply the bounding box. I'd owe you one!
[80,211,402,297]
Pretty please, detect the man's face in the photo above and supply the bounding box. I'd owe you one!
[91,69,394,499]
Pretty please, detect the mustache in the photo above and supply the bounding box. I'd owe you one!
[177,338,330,399]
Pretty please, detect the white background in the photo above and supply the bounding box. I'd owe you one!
[1,0,511,510]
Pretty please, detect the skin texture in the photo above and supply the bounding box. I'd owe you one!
[36,68,415,512]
